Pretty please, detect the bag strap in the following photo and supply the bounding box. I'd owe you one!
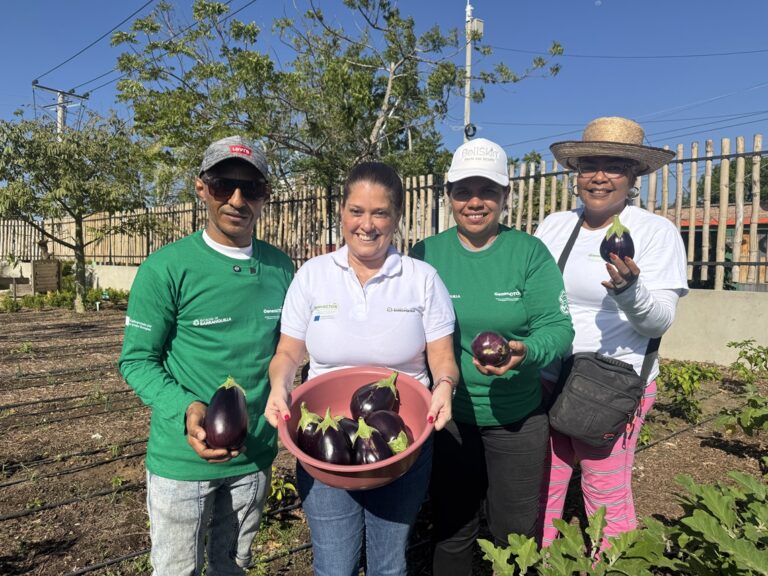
[640,336,661,381]
[557,211,585,272]
[552,210,661,390]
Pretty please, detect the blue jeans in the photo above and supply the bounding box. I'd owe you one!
[297,437,433,576]
[431,408,549,576]
[145,469,270,576]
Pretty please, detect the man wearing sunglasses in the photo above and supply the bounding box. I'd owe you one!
[120,136,294,575]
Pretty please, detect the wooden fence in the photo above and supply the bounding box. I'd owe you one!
[1,135,767,291]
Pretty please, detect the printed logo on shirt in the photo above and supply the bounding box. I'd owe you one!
[494,289,522,302]
[263,306,282,320]
[312,303,338,321]
[559,290,570,315]
[386,306,418,313]
[192,316,232,327]
[125,316,152,332]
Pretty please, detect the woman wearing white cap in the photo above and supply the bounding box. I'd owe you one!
[410,138,574,574]
[535,117,689,547]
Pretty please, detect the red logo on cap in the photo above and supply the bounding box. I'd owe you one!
[229,145,252,157]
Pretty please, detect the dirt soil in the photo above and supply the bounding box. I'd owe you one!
[0,308,764,575]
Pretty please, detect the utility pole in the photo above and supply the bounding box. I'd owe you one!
[463,0,483,142]
[31,81,89,135]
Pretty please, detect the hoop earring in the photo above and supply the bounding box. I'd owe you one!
[570,184,579,197]
[628,186,640,199]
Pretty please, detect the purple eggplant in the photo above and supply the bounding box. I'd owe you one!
[350,371,399,420]
[352,417,393,464]
[599,215,635,263]
[471,332,511,367]
[296,402,322,454]
[365,410,412,454]
[336,416,359,446]
[304,408,353,465]
[205,376,248,450]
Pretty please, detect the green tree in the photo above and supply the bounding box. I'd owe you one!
[0,115,147,312]
[112,0,563,191]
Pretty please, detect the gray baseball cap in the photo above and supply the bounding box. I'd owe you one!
[199,135,269,181]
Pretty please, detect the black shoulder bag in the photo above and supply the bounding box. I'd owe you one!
[547,212,660,449]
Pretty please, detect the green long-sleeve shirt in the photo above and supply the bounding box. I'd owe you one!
[410,225,574,425]
[119,231,293,480]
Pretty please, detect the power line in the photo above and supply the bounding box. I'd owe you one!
[489,45,768,60]
[34,0,157,82]
[71,0,254,96]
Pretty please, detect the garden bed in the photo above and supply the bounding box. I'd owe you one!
[0,308,764,575]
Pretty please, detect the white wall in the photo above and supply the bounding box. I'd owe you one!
[660,289,768,366]
[93,265,139,292]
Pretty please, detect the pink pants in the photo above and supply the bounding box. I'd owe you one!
[539,379,657,547]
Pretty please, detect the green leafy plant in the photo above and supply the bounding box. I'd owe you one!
[728,338,768,385]
[479,507,679,575]
[658,361,721,424]
[480,473,768,575]
[0,294,21,312]
[670,472,768,574]
[268,466,297,506]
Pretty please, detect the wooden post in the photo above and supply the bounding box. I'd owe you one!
[538,160,547,226]
[687,142,699,282]
[747,135,762,284]
[426,174,435,238]
[403,176,412,253]
[516,163,526,230]
[714,138,731,290]
[526,162,535,234]
[661,150,670,218]
[732,137,745,284]
[701,140,713,283]
[647,171,657,214]
[549,161,558,218]
[675,144,684,229]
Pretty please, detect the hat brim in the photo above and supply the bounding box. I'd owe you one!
[549,141,675,176]
[446,168,509,187]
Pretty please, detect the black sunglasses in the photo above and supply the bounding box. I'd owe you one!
[202,175,269,201]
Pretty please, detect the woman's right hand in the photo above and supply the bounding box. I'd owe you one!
[264,385,291,428]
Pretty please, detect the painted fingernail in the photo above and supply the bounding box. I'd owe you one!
[428,415,435,424]
[283,414,290,421]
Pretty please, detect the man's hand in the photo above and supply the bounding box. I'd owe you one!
[185,401,241,463]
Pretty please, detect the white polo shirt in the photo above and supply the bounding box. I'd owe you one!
[280,245,456,386]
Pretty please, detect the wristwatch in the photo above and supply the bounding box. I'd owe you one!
[435,375,457,398]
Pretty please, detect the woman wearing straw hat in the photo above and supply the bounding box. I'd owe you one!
[535,116,689,547]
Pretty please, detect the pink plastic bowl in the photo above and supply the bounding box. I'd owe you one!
[278,366,434,490]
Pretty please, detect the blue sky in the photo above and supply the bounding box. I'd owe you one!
[3,0,768,165]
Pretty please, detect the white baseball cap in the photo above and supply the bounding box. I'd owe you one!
[447,138,509,187]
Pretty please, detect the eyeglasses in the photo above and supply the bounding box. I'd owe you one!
[577,163,632,179]
[202,175,269,201]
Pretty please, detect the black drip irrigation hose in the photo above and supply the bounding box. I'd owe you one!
[5,363,117,381]
[1,438,148,473]
[4,401,148,431]
[0,387,133,411]
[0,325,125,343]
[0,451,147,489]
[0,483,143,521]
[5,394,141,421]
[1,370,123,393]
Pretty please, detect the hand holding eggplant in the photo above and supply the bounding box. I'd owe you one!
[601,253,641,294]
[472,339,527,376]
[185,401,241,463]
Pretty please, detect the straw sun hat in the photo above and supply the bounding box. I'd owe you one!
[550,116,675,176]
